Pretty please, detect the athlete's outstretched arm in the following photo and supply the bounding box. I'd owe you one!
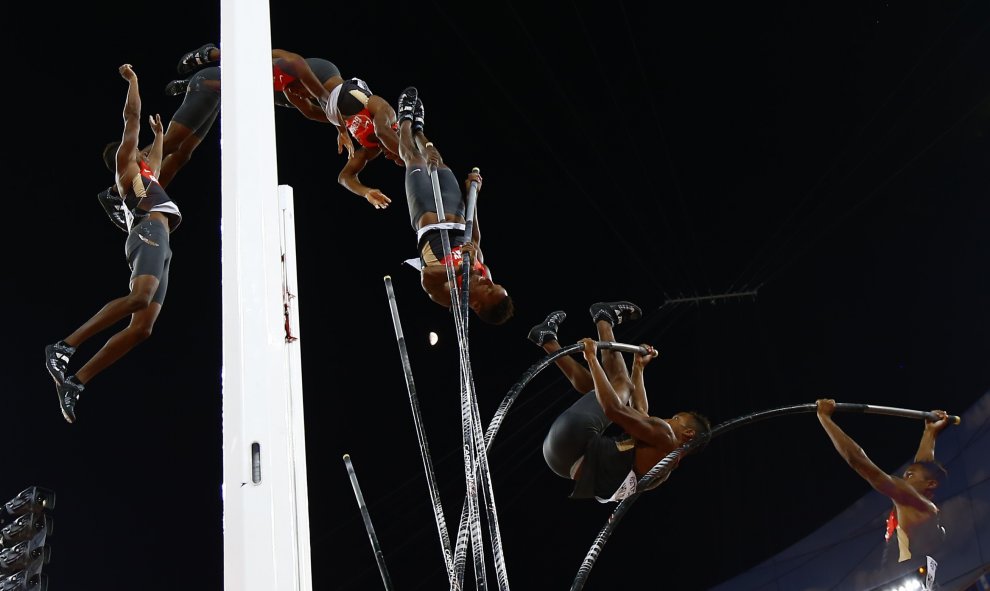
[115,64,142,195]
[583,339,673,445]
[338,148,390,209]
[914,410,950,463]
[147,114,165,176]
[630,344,656,415]
[817,399,890,485]
[464,169,483,247]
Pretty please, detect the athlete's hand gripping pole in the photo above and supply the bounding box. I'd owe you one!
[458,167,481,316]
[462,167,481,242]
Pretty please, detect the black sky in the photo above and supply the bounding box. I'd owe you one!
[7,1,990,590]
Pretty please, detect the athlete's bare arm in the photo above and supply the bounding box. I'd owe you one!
[630,344,655,415]
[147,114,165,176]
[914,410,950,463]
[816,399,938,512]
[367,95,400,158]
[115,64,142,196]
[582,339,676,448]
[462,170,483,246]
[336,125,355,159]
[337,148,390,209]
[420,266,453,308]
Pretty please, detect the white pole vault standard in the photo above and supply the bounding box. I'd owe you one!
[220,0,313,588]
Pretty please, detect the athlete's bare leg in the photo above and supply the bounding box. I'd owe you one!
[74,302,162,384]
[540,337,595,394]
[61,274,160,384]
[595,319,633,403]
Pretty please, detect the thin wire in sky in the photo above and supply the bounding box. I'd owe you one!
[729,1,985,293]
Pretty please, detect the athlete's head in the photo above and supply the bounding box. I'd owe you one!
[103,140,154,174]
[903,461,947,498]
[469,278,514,325]
[666,411,712,455]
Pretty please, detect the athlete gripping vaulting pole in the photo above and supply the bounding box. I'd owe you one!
[396,86,513,325]
[385,85,514,589]
[569,402,959,590]
[399,86,508,589]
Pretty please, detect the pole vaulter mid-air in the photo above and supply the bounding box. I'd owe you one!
[340,90,961,591]
[568,400,958,591]
[350,284,961,591]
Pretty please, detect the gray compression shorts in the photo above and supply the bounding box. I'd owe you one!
[405,166,464,230]
[171,66,221,138]
[543,390,610,478]
[273,58,341,108]
[125,217,172,305]
[543,390,636,500]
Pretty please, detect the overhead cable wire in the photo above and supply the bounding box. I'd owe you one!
[729,3,987,293]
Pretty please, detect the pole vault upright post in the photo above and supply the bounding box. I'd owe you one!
[220,0,313,589]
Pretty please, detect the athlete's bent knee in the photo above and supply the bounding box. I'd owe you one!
[124,291,155,312]
[131,324,154,341]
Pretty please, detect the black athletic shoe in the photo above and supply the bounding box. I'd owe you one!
[413,98,425,133]
[45,341,75,388]
[397,86,418,124]
[589,301,642,326]
[97,185,128,233]
[56,377,84,424]
[165,78,190,97]
[527,311,567,346]
[176,43,218,76]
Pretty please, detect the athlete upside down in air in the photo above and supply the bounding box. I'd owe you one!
[97,45,402,230]
[529,302,711,502]
[395,86,514,325]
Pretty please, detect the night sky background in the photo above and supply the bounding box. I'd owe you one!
[6,1,989,590]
